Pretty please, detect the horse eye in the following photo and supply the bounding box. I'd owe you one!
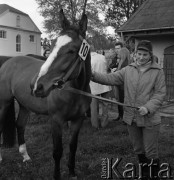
[68,50,75,54]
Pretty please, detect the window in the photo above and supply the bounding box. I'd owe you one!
[16,34,21,52]
[29,35,35,42]
[0,30,7,38]
[16,15,20,27]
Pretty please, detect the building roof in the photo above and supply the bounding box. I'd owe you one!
[0,4,41,34]
[118,0,174,33]
[0,4,28,17]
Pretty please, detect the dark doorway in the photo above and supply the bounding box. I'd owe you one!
[163,45,174,100]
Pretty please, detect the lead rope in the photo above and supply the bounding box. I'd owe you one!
[63,87,139,110]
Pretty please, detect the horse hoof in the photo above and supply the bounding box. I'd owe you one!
[23,157,31,163]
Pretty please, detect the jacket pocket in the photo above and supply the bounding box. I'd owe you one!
[144,112,161,126]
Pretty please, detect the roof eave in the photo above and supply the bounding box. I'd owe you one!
[117,27,174,38]
[10,10,28,17]
[117,27,174,33]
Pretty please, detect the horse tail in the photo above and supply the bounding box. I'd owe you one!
[2,99,16,148]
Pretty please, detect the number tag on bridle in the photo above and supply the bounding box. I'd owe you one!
[78,39,90,61]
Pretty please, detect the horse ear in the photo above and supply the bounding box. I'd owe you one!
[79,13,88,37]
[59,9,70,30]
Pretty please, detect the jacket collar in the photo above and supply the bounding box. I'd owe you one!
[129,60,161,70]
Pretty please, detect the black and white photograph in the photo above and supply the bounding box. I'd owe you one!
[0,0,173,179]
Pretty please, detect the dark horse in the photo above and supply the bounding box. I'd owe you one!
[0,10,91,180]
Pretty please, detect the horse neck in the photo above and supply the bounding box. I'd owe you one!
[84,54,91,87]
[74,54,91,90]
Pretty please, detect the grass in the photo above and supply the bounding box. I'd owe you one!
[0,108,174,180]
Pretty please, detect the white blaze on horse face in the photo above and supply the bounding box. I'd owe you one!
[40,35,72,76]
[33,35,72,92]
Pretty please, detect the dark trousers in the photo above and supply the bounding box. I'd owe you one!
[117,86,124,118]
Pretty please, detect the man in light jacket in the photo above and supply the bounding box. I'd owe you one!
[91,40,166,180]
[90,46,111,128]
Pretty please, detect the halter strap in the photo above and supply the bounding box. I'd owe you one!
[79,35,84,41]
[54,35,85,89]
[63,57,81,82]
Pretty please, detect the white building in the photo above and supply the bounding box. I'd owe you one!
[0,4,41,56]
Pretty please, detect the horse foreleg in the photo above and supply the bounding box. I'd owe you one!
[0,110,4,162]
[19,143,31,162]
[0,103,10,162]
[68,117,84,178]
[16,105,31,162]
[52,120,63,180]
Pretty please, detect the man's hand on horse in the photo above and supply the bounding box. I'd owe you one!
[111,68,117,73]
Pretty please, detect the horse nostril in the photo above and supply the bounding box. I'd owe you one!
[32,83,44,97]
[37,84,44,91]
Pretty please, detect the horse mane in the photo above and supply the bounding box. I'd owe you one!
[84,51,91,88]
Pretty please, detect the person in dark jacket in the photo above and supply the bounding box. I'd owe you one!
[109,42,131,122]
[108,42,123,71]
[91,40,166,180]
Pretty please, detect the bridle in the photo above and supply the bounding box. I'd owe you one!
[53,56,83,89]
[53,35,85,89]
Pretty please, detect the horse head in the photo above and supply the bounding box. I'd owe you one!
[30,9,90,97]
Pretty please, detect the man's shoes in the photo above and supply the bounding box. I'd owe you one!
[113,116,122,121]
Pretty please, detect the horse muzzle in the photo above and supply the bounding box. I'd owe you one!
[31,83,46,97]
[31,80,65,97]
[30,79,49,98]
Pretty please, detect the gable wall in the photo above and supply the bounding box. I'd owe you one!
[0,11,40,33]
[0,10,41,56]
[0,27,41,56]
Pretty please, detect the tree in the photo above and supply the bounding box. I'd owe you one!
[35,0,116,49]
[35,0,107,38]
[88,34,114,50]
[105,0,147,30]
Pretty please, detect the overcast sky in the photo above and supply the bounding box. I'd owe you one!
[0,0,47,37]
